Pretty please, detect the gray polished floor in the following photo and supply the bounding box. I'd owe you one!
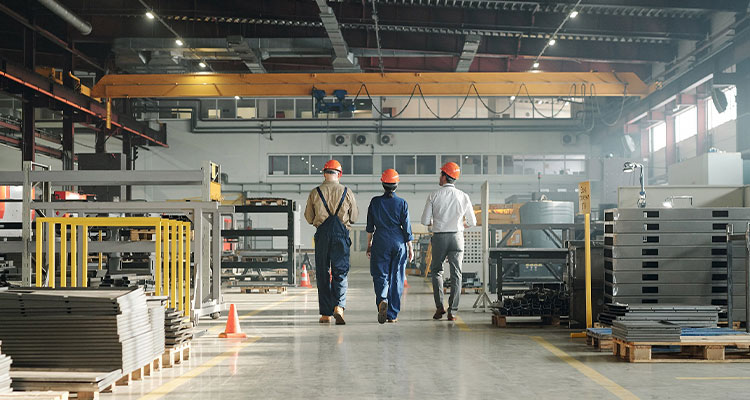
[104,267,750,400]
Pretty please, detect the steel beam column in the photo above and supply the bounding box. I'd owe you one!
[62,109,74,170]
[736,59,750,160]
[665,113,676,168]
[22,25,35,163]
[696,97,707,155]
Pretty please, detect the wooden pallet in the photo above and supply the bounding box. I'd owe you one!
[491,314,561,328]
[239,286,287,294]
[586,334,613,351]
[162,342,191,368]
[612,337,750,363]
[0,391,70,400]
[10,371,119,400]
[718,321,742,329]
[129,229,154,241]
[245,198,288,206]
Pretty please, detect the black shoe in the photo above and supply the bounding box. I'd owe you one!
[447,312,456,321]
[433,307,446,320]
[378,301,388,324]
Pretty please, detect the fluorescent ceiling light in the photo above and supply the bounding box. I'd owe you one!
[175,39,184,46]
[198,61,206,68]
[548,39,556,46]
[145,11,155,19]
[569,10,579,19]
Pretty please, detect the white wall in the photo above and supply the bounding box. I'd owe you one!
[134,120,594,247]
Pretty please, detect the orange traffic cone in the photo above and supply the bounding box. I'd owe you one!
[300,264,313,288]
[404,275,410,289]
[219,304,247,338]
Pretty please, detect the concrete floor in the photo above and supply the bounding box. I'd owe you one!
[104,267,750,400]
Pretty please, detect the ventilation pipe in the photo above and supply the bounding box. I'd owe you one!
[37,0,92,35]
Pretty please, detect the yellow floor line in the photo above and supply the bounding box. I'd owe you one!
[454,315,471,332]
[531,336,639,400]
[208,292,307,334]
[138,337,260,400]
[676,377,750,380]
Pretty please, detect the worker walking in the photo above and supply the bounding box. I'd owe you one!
[366,169,414,324]
[304,160,358,325]
[421,162,477,321]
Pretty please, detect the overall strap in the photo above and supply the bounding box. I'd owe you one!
[316,187,332,216]
[334,187,348,217]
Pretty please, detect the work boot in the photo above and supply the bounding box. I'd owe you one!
[386,318,398,323]
[447,312,456,321]
[378,301,388,324]
[333,306,346,325]
[319,315,331,323]
[433,306,446,320]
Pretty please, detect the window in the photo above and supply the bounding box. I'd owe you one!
[381,155,394,171]
[651,123,666,151]
[310,155,329,175]
[707,86,737,129]
[333,155,352,175]
[545,155,566,175]
[296,99,313,118]
[353,155,373,175]
[566,155,586,175]
[524,155,544,175]
[500,155,522,175]
[675,106,697,143]
[395,155,416,174]
[416,155,436,175]
[268,156,288,175]
[237,99,256,119]
[482,155,489,174]
[441,155,460,166]
[289,156,310,175]
[462,155,482,175]
[276,99,294,119]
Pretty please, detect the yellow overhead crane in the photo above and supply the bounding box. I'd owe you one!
[91,72,651,99]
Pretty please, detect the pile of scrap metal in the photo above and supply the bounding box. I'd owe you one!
[490,287,570,317]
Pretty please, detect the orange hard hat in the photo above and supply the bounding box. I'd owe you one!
[381,169,400,184]
[440,162,461,180]
[323,159,342,176]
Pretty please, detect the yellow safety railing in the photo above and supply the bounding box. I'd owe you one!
[35,217,192,318]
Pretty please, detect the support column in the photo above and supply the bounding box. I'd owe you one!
[736,59,750,158]
[665,113,676,168]
[21,27,35,163]
[62,109,74,170]
[122,131,133,201]
[95,122,107,153]
[696,97,707,155]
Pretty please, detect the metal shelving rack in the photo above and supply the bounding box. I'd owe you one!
[220,200,298,286]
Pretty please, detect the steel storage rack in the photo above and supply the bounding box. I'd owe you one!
[0,161,225,323]
[220,199,299,286]
[603,208,750,322]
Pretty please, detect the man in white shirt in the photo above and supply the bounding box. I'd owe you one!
[421,162,477,321]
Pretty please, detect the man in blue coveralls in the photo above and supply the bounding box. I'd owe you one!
[304,159,359,325]
[366,169,414,324]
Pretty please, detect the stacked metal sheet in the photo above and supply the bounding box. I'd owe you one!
[164,308,191,347]
[147,298,166,358]
[0,288,160,374]
[598,303,720,328]
[604,208,748,321]
[0,341,11,394]
[612,320,682,342]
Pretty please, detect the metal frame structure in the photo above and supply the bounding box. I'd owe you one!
[0,160,224,323]
[220,200,298,286]
[34,216,192,317]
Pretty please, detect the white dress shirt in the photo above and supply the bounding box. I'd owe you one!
[421,183,477,233]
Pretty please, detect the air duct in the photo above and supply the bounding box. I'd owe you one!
[37,0,92,35]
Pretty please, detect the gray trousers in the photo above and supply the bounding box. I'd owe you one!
[430,232,464,313]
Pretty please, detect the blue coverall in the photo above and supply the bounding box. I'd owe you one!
[366,194,414,320]
[314,187,351,316]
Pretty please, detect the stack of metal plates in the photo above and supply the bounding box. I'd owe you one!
[604,208,748,321]
[164,308,191,347]
[0,288,160,374]
[598,303,720,327]
[612,320,682,342]
[0,341,11,394]
[147,298,166,358]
